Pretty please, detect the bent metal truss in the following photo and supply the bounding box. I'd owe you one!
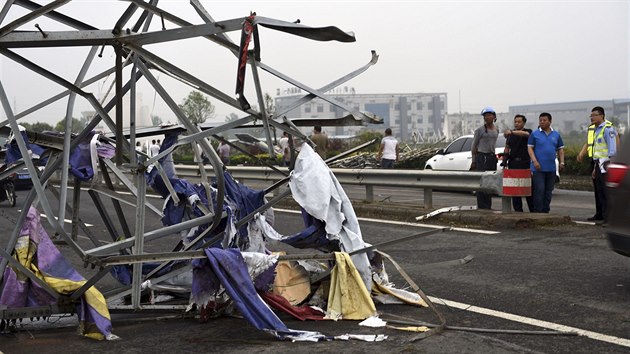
[0,0,450,340]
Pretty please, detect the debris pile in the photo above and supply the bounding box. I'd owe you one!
[329,146,441,169]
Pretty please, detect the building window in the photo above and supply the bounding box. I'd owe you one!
[394,103,400,110]
[305,105,311,113]
[417,102,423,110]
[317,104,324,113]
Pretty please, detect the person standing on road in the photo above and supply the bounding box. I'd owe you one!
[278,131,291,167]
[503,114,534,212]
[310,125,329,160]
[377,128,399,168]
[527,112,565,213]
[149,139,160,157]
[471,106,499,210]
[576,106,618,223]
[217,140,231,165]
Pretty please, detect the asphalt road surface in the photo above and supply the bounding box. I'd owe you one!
[1,188,629,353]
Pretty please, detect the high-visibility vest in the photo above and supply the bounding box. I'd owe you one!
[587,120,614,157]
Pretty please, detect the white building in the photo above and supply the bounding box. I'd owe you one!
[274,90,447,142]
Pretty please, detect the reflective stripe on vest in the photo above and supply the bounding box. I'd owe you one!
[587,120,614,157]
[592,125,610,159]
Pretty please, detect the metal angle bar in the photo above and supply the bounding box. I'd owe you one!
[0,0,70,38]
[131,164,147,309]
[133,58,225,236]
[190,0,238,55]
[0,82,85,257]
[258,61,375,123]
[98,159,132,241]
[273,50,379,119]
[123,0,242,53]
[14,0,98,31]
[89,183,162,216]
[0,30,120,48]
[152,161,180,204]
[0,247,60,300]
[11,66,116,120]
[248,58,275,156]
[127,43,243,109]
[105,264,192,303]
[69,266,113,301]
[59,45,99,226]
[86,213,217,256]
[113,2,139,35]
[121,19,244,46]
[70,178,81,241]
[102,250,338,266]
[47,184,101,247]
[0,48,121,139]
[130,0,158,33]
[87,190,122,243]
[0,1,16,26]
[0,70,144,280]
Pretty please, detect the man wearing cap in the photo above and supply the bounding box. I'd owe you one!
[471,106,499,209]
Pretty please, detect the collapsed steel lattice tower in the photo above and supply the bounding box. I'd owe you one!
[0,0,383,317]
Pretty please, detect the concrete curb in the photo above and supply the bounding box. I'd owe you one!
[274,199,575,229]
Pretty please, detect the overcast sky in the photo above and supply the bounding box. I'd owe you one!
[0,0,628,126]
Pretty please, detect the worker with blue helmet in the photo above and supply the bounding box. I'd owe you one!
[471,106,499,209]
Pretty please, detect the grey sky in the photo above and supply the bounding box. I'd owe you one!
[0,0,628,127]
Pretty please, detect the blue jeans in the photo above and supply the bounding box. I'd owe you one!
[532,171,556,213]
[381,158,395,169]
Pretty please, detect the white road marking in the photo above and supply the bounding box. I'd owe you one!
[17,210,94,227]
[428,296,630,348]
[574,220,597,226]
[274,208,500,234]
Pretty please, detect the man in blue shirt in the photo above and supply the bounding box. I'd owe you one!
[527,112,565,213]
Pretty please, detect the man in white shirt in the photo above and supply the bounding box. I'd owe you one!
[278,131,290,166]
[377,128,399,168]
[149,139,160,157]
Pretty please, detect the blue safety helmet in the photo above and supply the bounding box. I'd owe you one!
[480,106,496,116]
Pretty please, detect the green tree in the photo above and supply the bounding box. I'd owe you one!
[54,117,84,134]
[30,122,54,132]
[178,91,215,124]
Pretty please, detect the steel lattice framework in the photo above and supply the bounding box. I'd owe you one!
[0,0,386,317]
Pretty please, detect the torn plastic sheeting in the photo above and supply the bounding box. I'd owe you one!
[259,291,325,321]
[191,248,326,340]
[334,334,388,342]
[0,207,115,340]
[272,259,311,305]
[289,144,371,291]
[325,252,376,321]
[371,273,427,307]
[358,316,387,328]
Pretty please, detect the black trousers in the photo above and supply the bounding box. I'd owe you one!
[593,161,608,220]
[475,153,497,209]
[507,159,533,212]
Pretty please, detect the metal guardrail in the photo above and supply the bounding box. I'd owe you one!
[174,165,506,210]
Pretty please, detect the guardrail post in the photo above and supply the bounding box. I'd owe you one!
[501,196,511,213]
[424,188,433,209]
[365,185,374,202]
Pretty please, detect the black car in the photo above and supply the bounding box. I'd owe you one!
[14,167,33,190]
[605,137,630,257]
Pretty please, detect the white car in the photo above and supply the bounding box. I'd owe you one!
[424,134,560,181]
